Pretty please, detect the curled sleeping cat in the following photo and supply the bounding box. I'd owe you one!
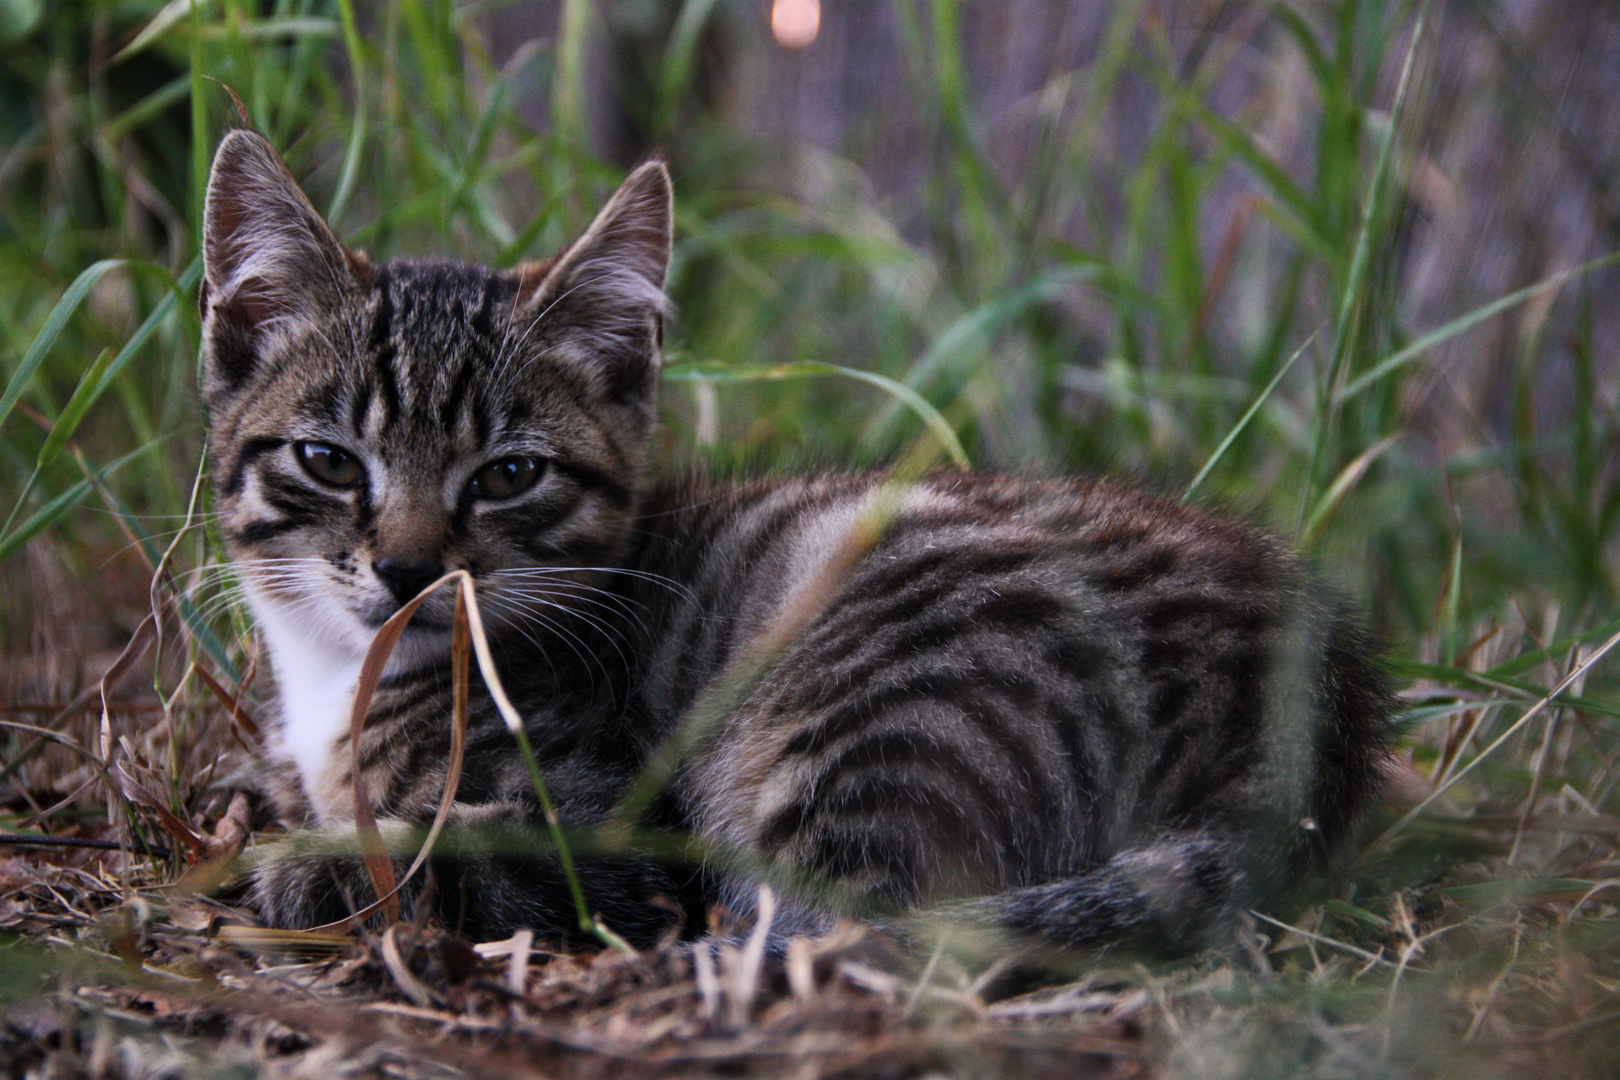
[200,129,1392,954]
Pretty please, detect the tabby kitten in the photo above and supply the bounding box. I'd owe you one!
[202,130,1392,953]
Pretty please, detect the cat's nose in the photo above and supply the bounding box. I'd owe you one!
[372,558,445,606]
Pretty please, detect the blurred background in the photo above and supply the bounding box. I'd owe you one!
[5,1,1620,664]
[4,3,1620,1070]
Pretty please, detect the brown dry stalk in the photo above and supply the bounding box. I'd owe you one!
[300,571,487,934]
[112,762,208,853]
[187,658,262,747]
[381,924,440,1007]
[97,613,156,830]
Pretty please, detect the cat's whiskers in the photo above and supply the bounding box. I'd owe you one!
[184,558,332,607]
[498,589,652,647]
[486,585,647,658]
[501,585,651,645]
[494,271,616,386]
[497,621,560,684]
[491,564,698,605]
[487,565,657,606]
[481,592,617,692]
[485,568,658,623]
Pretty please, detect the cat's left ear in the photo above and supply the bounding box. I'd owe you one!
[515,160,672,404]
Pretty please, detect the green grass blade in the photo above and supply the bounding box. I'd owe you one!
[507,723,605,943]
[0,259,129,433]
[1146,63,1326,253]
[443,81,507,225]
[928,0,1009,250]
[1270,5,1331,85]
[1300,0,1430,515]
[0,441,161,563]
[190,0,208,239]
[665,360,971,469]
[1487,613,1620,680]
[861,262,1105,448]
[32,347,113,470]
[1386,658,1620,719]
[1324,0,1429,390]
[1392,701,1503,736]
[113,0,195,63]
[554,0,590,209]
[830,367,969,470]
[1440,534,1463,666]
[1338,250,1620,403]
[97,258,201,396]
[326,0,368,226]
[1301,434,1398,546]
[90,479,238,678]
[2,261,192,536]
[1372,624,1620,848]
[655,0,722,136]
[906,263,1106,393]
[1183,334,1311,503]
[197,16,335,44]
[100,73,191,143]
[397,0,450,122]
[496,189,564,266]
[32,260,198,482]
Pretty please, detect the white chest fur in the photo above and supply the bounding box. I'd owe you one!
[247,592,364,821]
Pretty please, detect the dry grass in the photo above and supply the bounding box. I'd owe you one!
[4,911,1148,1079]
[3,828,1619,1078]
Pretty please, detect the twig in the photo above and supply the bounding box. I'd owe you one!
[13,774,100,831]
[380,925,438,1008]
[0,654,149,784]
[903,938,947,1019]
[1510,644,1582,864]
[507,928,534,996]
[0,832,174,859]
[1248,911,1399,971]
[785,937,815,1001]
[1463,924,1522,1041]
[303,573,475,932]
[693,941,721,1020]
[728,884,776,1027]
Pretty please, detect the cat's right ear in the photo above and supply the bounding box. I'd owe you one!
[201,130,363,391]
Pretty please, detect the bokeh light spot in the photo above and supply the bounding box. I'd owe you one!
[771,0,820,49]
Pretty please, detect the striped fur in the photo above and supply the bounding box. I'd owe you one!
[203,131,1393,953]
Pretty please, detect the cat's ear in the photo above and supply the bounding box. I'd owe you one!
[515,159,672,403]
[201,130,365,389]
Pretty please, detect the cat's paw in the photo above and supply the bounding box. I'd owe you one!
[250,822,414,930]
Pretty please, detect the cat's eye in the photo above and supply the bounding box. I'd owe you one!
[469,455,544,499]
[295,441,364,487]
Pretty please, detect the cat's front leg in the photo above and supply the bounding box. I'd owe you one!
[251,805,710,945]
[249,803,590,934]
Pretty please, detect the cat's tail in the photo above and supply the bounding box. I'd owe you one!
[935,831,1266,958]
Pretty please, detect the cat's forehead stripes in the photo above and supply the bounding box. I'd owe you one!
[356,261,514,449]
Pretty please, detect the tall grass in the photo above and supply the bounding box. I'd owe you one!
[3,1,1620,1073]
